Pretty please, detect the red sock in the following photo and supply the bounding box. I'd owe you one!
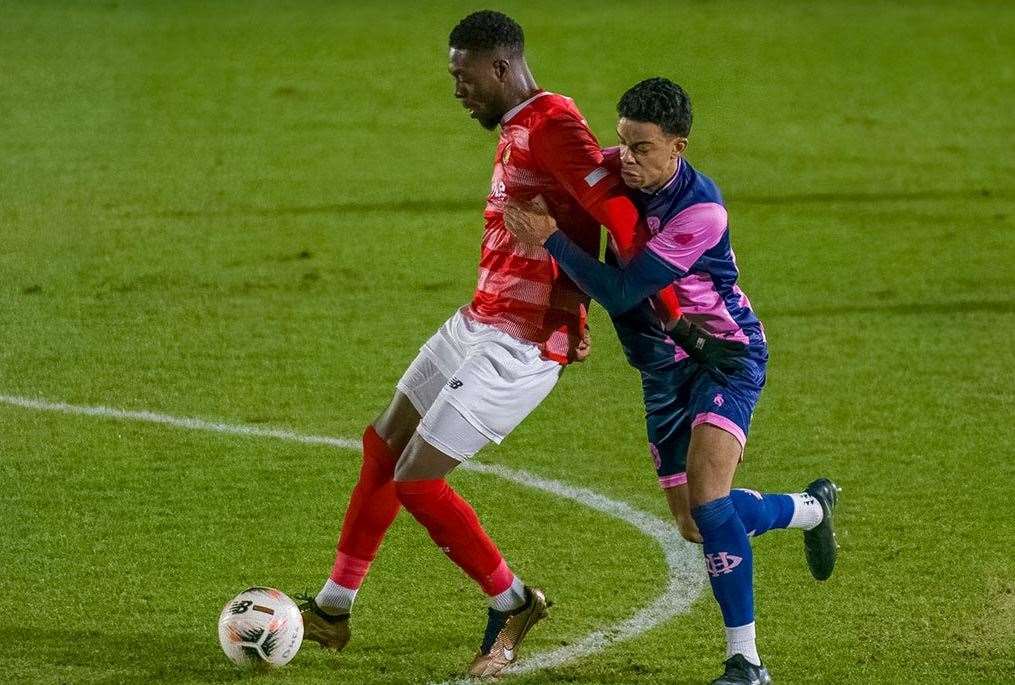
[329,426,400,589]
[394,478,514,596]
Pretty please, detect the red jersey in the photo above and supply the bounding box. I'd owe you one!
[464,91,623,364]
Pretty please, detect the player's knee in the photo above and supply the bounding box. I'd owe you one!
[373,392,421,455]
[676,516,703,544]
[392,449,421,482]
[393,434,459,482]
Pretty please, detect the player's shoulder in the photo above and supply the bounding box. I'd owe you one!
[681,159,724,208]
[659,161,728,233]
[530,91,584,116]
[672,201,727,230]
[523,91,590,133]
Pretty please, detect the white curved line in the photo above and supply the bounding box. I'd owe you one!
[0,394,359,449]
[0,393,705,681]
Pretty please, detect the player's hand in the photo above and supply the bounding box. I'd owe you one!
[667,316,749,386]
[572,303,592,362]
[573,325,591,362]
[503,195,557,245]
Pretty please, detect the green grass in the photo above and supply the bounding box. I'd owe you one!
[2,1,1013,683]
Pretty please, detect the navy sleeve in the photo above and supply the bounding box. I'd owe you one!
[543,229,683,317]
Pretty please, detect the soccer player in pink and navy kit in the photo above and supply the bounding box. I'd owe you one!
[504,78,842,684]
[299,14,740,679]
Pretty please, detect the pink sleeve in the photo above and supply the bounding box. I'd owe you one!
[646,202,728,274]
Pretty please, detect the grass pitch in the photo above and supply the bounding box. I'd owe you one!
[2,2,1013,683]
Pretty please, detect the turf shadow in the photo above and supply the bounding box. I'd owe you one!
[5,627,255,683]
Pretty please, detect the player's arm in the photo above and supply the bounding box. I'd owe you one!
[513,199,725,314]
[582,190,685,325]
[504,194,685,314]
[542,229,678,317]
[528,116,682,322]
[504,198,748,381]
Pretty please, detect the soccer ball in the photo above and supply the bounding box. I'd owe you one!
[217,587,303,667]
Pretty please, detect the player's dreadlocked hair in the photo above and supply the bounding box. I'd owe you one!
[617,77,693,137]
[449,10,524,55]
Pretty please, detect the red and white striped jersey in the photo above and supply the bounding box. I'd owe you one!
[464,91,619,364]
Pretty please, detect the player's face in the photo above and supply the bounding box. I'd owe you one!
[616,118,686,192]
[449,48,508,130]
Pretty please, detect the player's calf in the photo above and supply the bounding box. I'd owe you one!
[727,480,840,580]
[728,487,823,537]
[312,425,402,619]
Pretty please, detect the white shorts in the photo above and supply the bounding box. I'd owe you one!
[396,308,563,461]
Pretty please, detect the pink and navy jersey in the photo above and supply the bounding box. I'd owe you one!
[635,158,766,360]
[542,156,766,371]
[541,156,769,481]
[464,91,608,364]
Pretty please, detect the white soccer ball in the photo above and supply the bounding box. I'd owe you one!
[217,587,303,668]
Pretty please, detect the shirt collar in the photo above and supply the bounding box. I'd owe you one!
[501,90,550,125]
[640,159,683,196]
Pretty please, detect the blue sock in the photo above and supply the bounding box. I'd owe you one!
[692,495,754,628]
[730,488,795,537]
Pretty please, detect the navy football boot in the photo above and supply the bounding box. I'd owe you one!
[803,478,840,581]
[711,654,773,684]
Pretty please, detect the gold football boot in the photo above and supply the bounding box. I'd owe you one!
[298,597,351,651]
[467,586,550,678]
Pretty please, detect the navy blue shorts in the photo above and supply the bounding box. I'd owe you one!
[640,346,767,489]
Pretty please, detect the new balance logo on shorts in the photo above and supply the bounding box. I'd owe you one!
[705,552,743,577]
[447,377,463,390]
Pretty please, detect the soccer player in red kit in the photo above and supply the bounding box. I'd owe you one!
[299,11,733,678]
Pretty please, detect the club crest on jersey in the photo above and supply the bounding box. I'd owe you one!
[502,144,511,165]
[647,216,661,234]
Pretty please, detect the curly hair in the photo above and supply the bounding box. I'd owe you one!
[617,77,692,137]
[449,10,524,54]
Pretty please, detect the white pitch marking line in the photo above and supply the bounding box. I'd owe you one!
[0,393,705,681]
[0,394,360,450]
